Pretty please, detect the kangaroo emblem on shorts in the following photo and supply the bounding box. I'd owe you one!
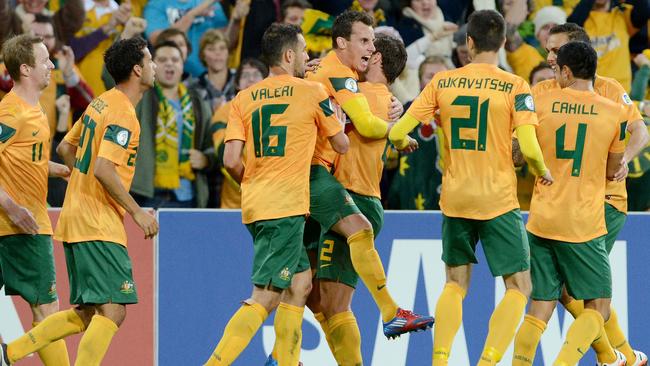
[279,267,291,281]
[120,280,135,294]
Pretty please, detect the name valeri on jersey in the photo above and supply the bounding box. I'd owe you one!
[437,76,514,93]
[251,85,294,102]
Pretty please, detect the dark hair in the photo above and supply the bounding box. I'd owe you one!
[529,61,552,84]
[235,58,269,89]
[331,10,374,49]
[548,22,591,43]
[466,9,506,53]
[261,23,302,67]
[2,34,43,81]
[281,0,311,20]
[33,13,54,25]
[157,28,192,54]
[373,35,406,84]
[104,36,148,84]
[556,41,597,80]
[153,40,183,59]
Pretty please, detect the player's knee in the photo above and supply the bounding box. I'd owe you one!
[504,270,532,297]
[97,304,126,327]
[32,300,60,321]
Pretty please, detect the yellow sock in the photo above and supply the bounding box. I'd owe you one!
[433,283,466,366]
[563,299,584,319]
[478,289,528,365]
[328,311,362,366]
[553,309,604,366]
[8,309,85,363]
[604,307,637,364]
[591,326,617,364]
[314,312,335,354]
[273,303,304,366]
[348,229,398,323]
[32,321,70,366]
[205,303,268,366]
[74,315,118,366]
[513,315,546,366]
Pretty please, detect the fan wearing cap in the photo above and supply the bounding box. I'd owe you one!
[505,5,567,80]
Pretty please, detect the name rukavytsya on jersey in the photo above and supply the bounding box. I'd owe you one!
[437,76,514,93]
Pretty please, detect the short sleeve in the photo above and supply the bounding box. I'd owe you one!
[511,79,538,129]
[97,113,138,166]
[225,96,246,142]
[0,107,20,155]
[405,76,438,124]
[326,65,362,106]
[64,116,85,146]
[313,86,343,137]
[620,91,643,124]
[610,107,628,154]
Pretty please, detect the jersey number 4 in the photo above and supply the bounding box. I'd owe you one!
[556,123,587,177]
[450,96,489,151]
[252,104,288,158]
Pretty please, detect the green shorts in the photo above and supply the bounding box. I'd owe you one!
[317,192,384,288]
[64,241,138,305]
[604,203,626,253]
[529,232,612,301]
[442,209,529,277]
[0,235,57,304]
[309,165,361,233]
[303,216,321,253]
[246,216,310,290]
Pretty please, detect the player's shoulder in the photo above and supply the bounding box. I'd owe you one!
[0,92,24,115]
[531,79,559,97]
[594,75,633,105]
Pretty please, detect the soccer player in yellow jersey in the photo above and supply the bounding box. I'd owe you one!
[1,37,159,366]
[389,9,554,366]
[305,10,432,341]
[203,24,348,366]
[296,34,408,365]
[514,23,649,366]
[0,34,71,366]
[513,41,628,366]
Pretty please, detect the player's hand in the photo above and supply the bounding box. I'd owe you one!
[49,161,71,179]
[611,158,629,182]
[305,58,321,73]
[539,170,554,186]
[188,149,208,170]
[133,209,159,239]
[388,96,403,122]
[4,201,39,235]
[398,135,419,154]
[121,17,147,40]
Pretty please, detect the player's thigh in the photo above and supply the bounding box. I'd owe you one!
[555,235,612,300]
[246,216,307,290]
[349,192,384,236]
[0,234,57,305]
[442,214,480,268]
[479,209,530,277]
[309,165,360,233]
[528,233,563,301]
[64,240,138,305]
[604,203,626,253]
[317,230,359,289]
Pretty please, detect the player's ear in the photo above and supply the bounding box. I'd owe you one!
[335,36,347,50]
[371,52,381,65]
[19,63,31,79]
[284,46,294,65]
[133,63,143,78]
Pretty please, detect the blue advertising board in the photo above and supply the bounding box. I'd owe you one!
[157,210,649,365]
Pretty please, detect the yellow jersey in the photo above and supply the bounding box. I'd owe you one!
[211,101,241,208]
[54,88,140,246]
[527,88,626,242]
[334,82,391,199]
[0,91,52,236]
[225,74,342,224]
[306,51,363,169]
[532,76,642,213]
[405,63,538,220]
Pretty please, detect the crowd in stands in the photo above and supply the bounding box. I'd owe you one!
[1,0,649,211]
